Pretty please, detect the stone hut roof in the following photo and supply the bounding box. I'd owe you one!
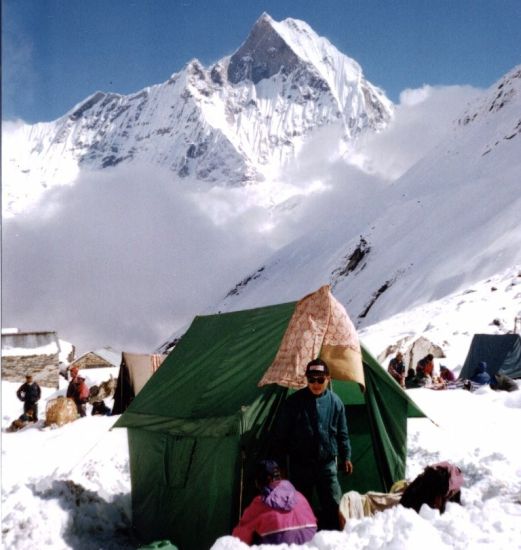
[69,347,121,369]
[1,330,60,357]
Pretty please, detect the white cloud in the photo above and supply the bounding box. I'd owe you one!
[0,85,491,356]
[399,85,433,106]
[350,84,482,180]
[1,164,273,354]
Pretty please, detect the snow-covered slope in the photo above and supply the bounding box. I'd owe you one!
[2,266,521,550]
[2,13,392,216]
[209,65,521,328]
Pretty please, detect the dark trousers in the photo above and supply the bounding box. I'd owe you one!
[23,401,38,421]
[289,459,342,530]
[75,401,87,417]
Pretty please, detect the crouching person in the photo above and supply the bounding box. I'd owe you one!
[233,460,317,545]
[400,461,464,514]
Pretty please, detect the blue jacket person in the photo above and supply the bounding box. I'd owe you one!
[272,358,353,530]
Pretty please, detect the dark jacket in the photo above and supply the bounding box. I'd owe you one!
[470,363,491,385]
[16,382,41,404]
[491,373,519,392]
[400,461,464,514]
[232,480,317,545]
[273,387,351,465]
[405,368,421,388]
[388,358,406,385]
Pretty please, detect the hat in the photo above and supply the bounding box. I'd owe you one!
[305,359,329,376]
[255,460,281,487]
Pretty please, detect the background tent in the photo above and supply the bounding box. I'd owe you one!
[459,333,521,380]
[114,295,425,550]
[403,336,445,371]
[112,352,166,414]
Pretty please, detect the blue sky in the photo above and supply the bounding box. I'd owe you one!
[2,0,521,123]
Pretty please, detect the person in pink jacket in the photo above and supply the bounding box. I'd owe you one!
[233,460,317,545]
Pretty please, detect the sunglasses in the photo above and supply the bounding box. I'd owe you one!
[307,376,326,384]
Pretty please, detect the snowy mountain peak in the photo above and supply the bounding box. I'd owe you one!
[206,63,521,334]
[228,14,301,84]
[3,14,393,216]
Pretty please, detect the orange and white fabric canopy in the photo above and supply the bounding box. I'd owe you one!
[258,285,365,390]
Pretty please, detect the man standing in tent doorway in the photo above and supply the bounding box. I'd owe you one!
[271,358,353,530]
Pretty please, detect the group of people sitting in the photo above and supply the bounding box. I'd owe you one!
[387,352,519,392]
[387,352,447,389]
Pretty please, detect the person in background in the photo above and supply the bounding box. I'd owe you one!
[400,461,464,514]
[416,354,435,386]
[91,400,112,416]
[388,352,406,387]
[232,460,317,545]
[271,358,353,530]
[405,368,421,389]
[16,374,41,422]
[416,354,434,378]
[70,375,90,417]
[490,372,518,392]
[470,361,491,385]
[66,366,80,398]
[439,365,456,383]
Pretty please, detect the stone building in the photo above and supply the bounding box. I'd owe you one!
[1,329,62,388]
[68,347,120,371]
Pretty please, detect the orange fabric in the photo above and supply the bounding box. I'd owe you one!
[258,286,364,389]
[424,361,434,376]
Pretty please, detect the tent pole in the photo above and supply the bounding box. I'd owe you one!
[238,448,246,520]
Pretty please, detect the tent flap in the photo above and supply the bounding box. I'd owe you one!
[112,352,166,414]
[259,285,364,388]
[114,411,241,437]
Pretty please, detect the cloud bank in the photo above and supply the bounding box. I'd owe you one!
[2,165,272,353]
[350,84,481,180]
[2,84,483,354]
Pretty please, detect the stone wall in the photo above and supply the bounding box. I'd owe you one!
[71,353,116,370]
[1,354,60,388]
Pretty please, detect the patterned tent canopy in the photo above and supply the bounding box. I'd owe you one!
[259,285,365,389]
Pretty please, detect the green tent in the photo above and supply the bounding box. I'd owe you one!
[459,333,521,380]
[114,300,425,550]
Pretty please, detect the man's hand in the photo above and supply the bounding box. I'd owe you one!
[340,460,353,475]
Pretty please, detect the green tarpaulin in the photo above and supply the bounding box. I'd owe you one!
[114,299,425,550]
